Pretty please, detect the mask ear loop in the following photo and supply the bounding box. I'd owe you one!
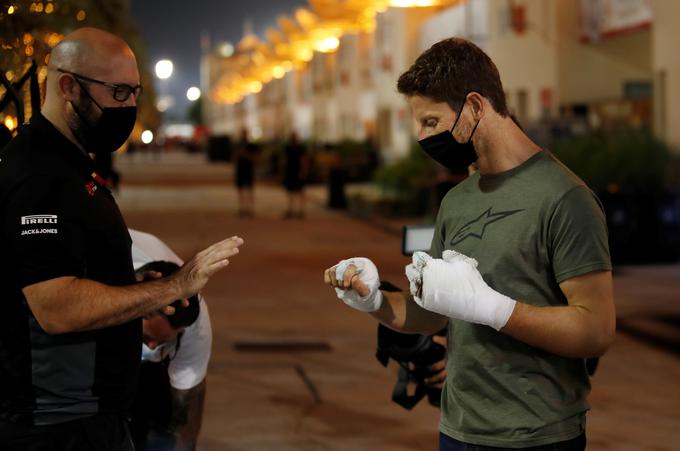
[73,77,105,112]
[449,101,466,134]
[466,117,481,144]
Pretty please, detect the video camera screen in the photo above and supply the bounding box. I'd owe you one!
[401,225,435,256]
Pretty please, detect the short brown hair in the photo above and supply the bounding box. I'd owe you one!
[397,37,509,117]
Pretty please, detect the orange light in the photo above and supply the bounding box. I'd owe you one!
[272,66,286,79]
[248,81,263,94]
[25,45,34,57]
[7,5,15,14]
[35,2,43,12]
[4,116,17,131]
[45,3,53,13]
[76,10,86,21]
[314,36,340,53]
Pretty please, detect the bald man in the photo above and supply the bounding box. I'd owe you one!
[0,28,244,451]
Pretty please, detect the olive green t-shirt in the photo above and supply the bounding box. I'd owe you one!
[430,151,611,448]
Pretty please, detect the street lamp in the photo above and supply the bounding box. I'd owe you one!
[141,130,154,144]
[155,59,173,80]
[186,86,201,101]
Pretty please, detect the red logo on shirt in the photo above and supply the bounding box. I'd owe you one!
[85,181,98,196]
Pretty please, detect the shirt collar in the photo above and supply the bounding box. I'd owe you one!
[31,112,97,177]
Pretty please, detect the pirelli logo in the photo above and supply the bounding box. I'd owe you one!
[21,215,58,225]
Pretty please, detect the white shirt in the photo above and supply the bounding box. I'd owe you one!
[129,229,212,390]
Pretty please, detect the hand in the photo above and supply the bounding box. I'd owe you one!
[323,257,382,312]
[424,335,447,389]
[405,250,516,331]
[171,236,244,300]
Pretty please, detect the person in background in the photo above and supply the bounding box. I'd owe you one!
[234,128,257,217]
[282,131,309,219]
[129,229,212,451]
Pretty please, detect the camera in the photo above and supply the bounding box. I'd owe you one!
[374,224,445,410]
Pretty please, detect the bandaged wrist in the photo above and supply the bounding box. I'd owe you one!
[407,251,516,331]
[334,257,383,312]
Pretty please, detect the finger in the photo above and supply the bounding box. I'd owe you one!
[432,335,448,347]
[351,276,370,297]
[163,305,176,315]
[180,299,190,307]
[328,265,340,288]
[342,264,358,290]
[200,246,240,268]
[198,237,244,261]
[205,258,230,274]
[323,268,334,285]
[427,360,446,372]
[424,371,447,385]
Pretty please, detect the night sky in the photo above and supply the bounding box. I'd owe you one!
[130,0,307,120]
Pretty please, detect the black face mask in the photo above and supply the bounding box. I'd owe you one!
[70,81,136,153]
[417,101,480,170]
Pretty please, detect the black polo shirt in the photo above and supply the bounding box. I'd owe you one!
[0,113,140,426]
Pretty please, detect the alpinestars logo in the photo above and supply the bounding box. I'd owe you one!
[450,208,523,246]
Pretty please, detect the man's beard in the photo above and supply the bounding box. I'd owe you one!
[67,94,99,151]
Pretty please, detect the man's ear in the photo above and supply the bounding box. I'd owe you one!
[58,73,78,103]
[466,92,485,120]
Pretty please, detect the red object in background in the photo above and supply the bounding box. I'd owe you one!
[540,88,552,109]
[511,3,526,35]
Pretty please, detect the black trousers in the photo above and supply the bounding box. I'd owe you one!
[129,361,175,451]
[0,414,135,451]
[439,432,586,451]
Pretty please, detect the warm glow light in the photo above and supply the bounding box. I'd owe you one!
[282,61,294,72]
[45,3,53,13]
[272,65,286,79]
[76,9,86,21]
[141,130,154,144]
[4,116,16,131]
[218,42,234,57]
[7,5,15,14]
[5,70,14,81]
[155,59,173,79]
[314,36,340,53]
[248,81,263,94]
[186,86,201,101]
[35,2,43,13]
[389,0,440,7]
[25,46,34,57]
[156,95,174,112]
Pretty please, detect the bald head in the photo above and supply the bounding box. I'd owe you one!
[48,27,137,77]
[42,28,140,149]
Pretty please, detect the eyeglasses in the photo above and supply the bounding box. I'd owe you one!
[57,69,143,102]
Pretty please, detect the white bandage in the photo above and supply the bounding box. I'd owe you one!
[334,257,383,312]
[405,251,516,331]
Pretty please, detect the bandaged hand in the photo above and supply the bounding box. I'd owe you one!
[325,257,383,312]
[405,250,516,331]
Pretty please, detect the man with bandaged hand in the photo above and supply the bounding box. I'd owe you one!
[324,38,614,451]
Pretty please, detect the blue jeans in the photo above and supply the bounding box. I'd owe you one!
[439,433,586,451]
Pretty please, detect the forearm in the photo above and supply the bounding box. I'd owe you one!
[170,381,206,451]
[371,290,448,335]
[502,301,615,358]
[24,276,182,334]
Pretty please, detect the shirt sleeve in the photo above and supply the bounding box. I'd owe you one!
[428,205,446,258]
[129,229,184,269]
[4,174,86,288]
[549,185,612,283]
[167,298,212,390]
